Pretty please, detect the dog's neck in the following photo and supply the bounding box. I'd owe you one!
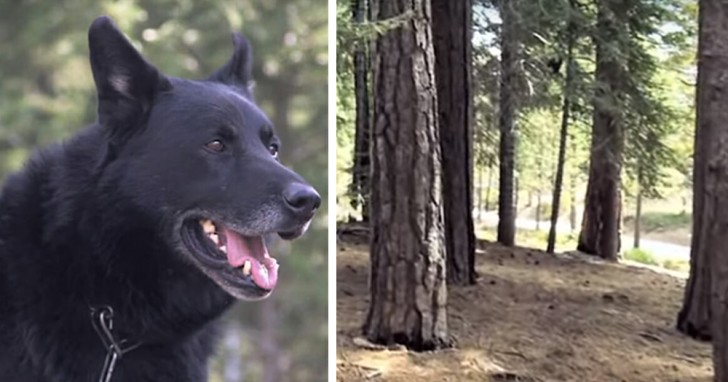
[35,140,236,345]
[76,209,235,345]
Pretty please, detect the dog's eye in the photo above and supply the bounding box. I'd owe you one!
[205,140,225,152]
[268,144,279,158]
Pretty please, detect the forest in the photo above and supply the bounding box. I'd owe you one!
[335,0,723,380]
[0,1,328,381]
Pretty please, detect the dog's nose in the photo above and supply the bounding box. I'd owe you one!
[283,183,321,218]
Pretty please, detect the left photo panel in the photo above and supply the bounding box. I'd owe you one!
[0,1,328,382]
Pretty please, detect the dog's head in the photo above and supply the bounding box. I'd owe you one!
[87,17,320,300]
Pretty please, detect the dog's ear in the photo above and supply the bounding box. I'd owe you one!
[208,33,254,98]
[88,16,171,128]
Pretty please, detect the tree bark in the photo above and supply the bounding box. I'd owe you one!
[577,0,625,261]
[695,5,728,378]
[677,0,724,346]
[364,0,449,351]
[547,15,575,253]
[350,0,372,222]
[634,166,642,249]
[432,0,476,285]
[569,145,578,233]
[497,0,519,246]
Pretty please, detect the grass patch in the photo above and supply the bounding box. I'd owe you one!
[475,225,691,274]
[476,226,578,251]
[662,258,690,273]
[623,212,691,233]
[623,248,659,266]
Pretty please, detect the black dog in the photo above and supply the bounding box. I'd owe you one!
[0,16,320,382]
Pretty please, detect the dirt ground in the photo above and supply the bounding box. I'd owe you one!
[336,231,713,382]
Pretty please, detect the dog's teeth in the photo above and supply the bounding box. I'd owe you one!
[219,245,227,253]
[242,261,251,276]
[200,219,215,234]
[209,233,219,245]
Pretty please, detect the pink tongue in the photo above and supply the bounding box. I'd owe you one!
[222,228,278,290]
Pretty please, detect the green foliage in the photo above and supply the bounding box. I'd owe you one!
[336,0,412,49]
[625,247,690,274]
[624,248,659,266]
[468,0,696,233]
[336,1,698,253]
[476,225,578,250]
[0,1,327,381]
[624,211,692,232]
[336,0,413,81]
[663,258,690,272]
[537,202,552,220]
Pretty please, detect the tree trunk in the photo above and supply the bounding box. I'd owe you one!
[547,16,575,253]
[677,0,723,346]
[432,0,476,285]
[696,4,728,378]
[569,147,578,233]
[364,0,449,351]
[497,0,518,246]
[350,0,371,222]
[577,0,624,261]
[634,167,642,249]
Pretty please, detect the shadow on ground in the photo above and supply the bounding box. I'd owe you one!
[336,228,712,382]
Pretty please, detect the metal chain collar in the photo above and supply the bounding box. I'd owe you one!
[89,306,142,382]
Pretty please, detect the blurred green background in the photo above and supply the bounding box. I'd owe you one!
[0,1,328,381]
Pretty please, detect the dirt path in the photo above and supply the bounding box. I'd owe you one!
[336,234,712,382]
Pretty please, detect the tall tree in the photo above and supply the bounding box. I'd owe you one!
[497,0,519,246]
[432,0,476,285]
[349,0,372,222]
[363,0,449,350]
[692,3,728,377]
[547,0,577,254]
[676,0,720,345]
[577,0,626,261]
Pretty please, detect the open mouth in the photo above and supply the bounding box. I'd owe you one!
[181,218,279,294]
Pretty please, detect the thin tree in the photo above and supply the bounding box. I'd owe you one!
[349,0,371,222]
[432,0,476,285]
[633,164,642,248]
[363,0,449,350]
[577,0,625,261]
[547,1,577,254]
[497,0,519,246]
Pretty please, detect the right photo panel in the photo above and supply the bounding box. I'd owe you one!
[336,0,716,381]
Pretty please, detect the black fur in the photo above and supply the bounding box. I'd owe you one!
[0,16,319,382]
